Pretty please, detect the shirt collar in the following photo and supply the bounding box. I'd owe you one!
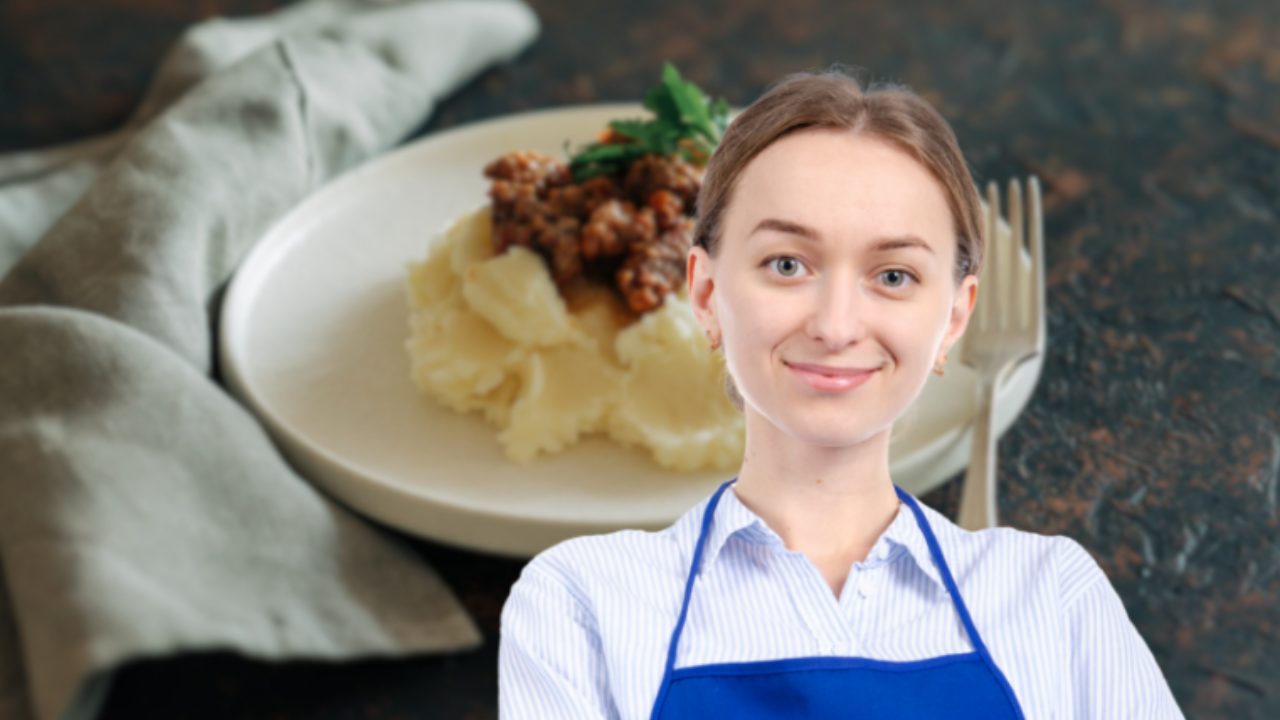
[693,479,950,592]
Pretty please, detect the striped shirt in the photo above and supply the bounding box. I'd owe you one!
[499,479,1185,719]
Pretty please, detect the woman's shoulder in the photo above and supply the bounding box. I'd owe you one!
[923,504,1111,605]
[515,504,702,612]
[527,526,679,579]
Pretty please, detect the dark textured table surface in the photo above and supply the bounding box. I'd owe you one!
[4,0,1278,718]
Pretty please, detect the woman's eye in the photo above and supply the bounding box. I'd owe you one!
[766,256,807,277]
[880,269,918,289]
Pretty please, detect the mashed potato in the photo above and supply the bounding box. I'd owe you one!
[404,207,744,471]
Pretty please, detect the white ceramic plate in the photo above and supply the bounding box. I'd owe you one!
[218,103,1043,558]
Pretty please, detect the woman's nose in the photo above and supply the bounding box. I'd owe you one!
[804,275,870,351]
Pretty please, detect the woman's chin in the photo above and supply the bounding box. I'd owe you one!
[766,409,895,450]
[797,426,891,449]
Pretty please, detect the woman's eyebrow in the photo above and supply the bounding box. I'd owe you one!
[873,236,935,255]
[750,217,820,241]
[748,217,936,255]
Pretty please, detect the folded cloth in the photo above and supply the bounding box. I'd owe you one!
[0,1,539,719]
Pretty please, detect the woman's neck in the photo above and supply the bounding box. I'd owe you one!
[732,412,902,566]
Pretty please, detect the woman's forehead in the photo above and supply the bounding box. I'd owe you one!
[724,130,955,254]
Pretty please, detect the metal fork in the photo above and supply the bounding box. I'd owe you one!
[956,177,1045,531]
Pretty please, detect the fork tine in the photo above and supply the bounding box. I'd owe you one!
[1028,176,1045,349]
[1007,178,1027,332]
[982,180,1001,333]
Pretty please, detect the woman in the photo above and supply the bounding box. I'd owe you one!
[499,70,1183,719]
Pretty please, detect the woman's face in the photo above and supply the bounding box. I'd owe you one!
[688,128,977,448]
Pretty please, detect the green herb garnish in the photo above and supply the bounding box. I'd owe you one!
[568,63,731,182]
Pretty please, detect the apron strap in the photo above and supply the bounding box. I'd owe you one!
[895,486,997,662]
[656,478,735,695]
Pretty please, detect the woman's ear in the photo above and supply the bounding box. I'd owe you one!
[940,273,979,358]
[952,271,977,353]
[687,245,720,339]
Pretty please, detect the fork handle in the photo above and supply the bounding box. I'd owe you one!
[958,378,1000,530]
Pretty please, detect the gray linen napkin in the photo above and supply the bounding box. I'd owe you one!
[0,1,539,719]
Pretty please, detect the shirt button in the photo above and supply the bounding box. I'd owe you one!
[858,574,874,599]
[845,573,860,598]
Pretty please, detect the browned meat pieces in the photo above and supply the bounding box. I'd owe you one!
[487,179,541,253]
[582,200,656,260]
[646,188,686,231]
[617,217,693,314]
[483,150,572,188]
[482,150,700,314]
[624,155,703,209]
[541,216,584,284]
[546,175,621,219]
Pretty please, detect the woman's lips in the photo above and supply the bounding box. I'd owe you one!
[785,361,879,393]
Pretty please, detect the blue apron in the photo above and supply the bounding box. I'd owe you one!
[650,479,1027,719]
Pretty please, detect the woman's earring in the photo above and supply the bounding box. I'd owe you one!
[707,331,721,351]
[933,353,947,376]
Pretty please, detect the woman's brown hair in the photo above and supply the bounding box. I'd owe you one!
[694,69,985,286]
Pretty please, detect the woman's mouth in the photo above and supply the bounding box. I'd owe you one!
[785,361,879,393]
